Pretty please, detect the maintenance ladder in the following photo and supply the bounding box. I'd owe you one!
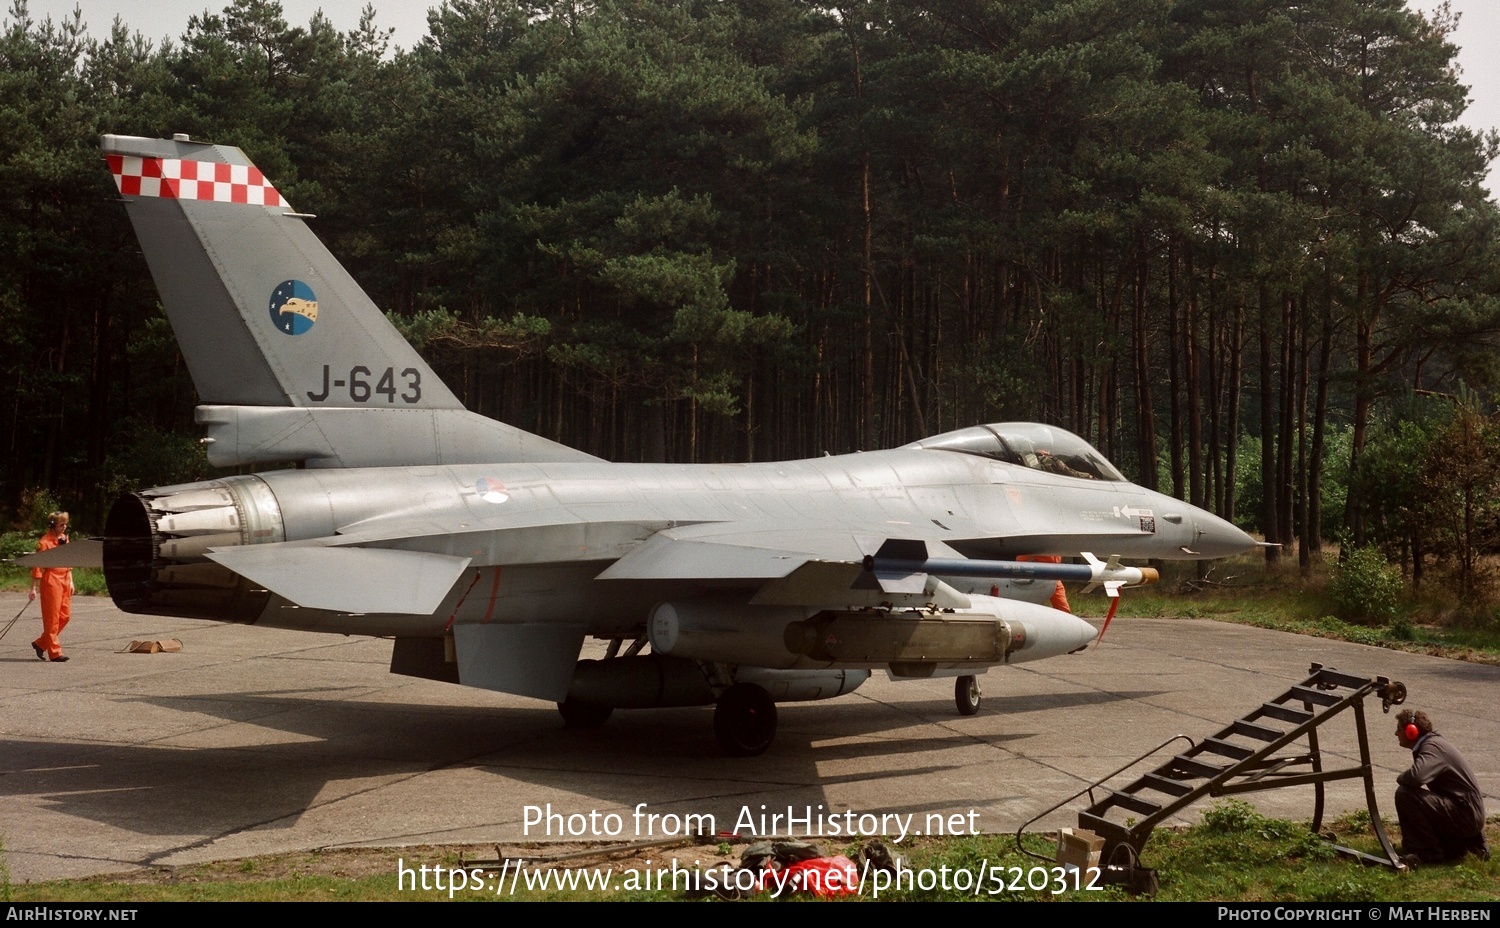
[1078,663,1407,873]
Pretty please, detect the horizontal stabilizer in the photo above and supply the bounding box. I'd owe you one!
[204,545,471,614]
[13,538,104,569]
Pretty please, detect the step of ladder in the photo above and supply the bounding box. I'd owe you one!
[1138,773,1193,798]
[1164,755,1223,779]
[1099,790,1162,817]
[1286,685,1342,707]
[1256,703,1313,724]
[1230,720,1285,742]
[1198,737,1255,760]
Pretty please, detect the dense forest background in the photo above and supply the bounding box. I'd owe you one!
[4,0,1500,585]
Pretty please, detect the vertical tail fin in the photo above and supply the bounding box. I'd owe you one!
[103,134,596,467]
[103,133,461,410]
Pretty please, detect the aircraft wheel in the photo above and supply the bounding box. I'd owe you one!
[557,697,613,728]
[714,683,778,756]
[955,675,981,716]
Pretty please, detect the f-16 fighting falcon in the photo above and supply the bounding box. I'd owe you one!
[23,134,1256,755]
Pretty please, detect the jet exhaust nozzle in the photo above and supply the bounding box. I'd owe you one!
[103,475,285,622]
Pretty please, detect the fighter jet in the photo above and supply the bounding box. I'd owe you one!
[32,135,1256,755]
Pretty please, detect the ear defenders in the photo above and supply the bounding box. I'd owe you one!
[1404,723,1420,742]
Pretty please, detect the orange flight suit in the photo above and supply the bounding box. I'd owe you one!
[1016,554,1072,613]
[31,531,72,660]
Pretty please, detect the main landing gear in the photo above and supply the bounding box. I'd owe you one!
[955,674,981,716]
[714,682,778,756]
[554,642,782,755]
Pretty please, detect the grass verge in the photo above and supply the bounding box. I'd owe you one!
[6,804,1495,902]
[0,566,108,596]
[1116,556,1500,665]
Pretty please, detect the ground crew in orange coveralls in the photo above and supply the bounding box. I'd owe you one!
[1015,554,1071,613]
[29,510,73,662]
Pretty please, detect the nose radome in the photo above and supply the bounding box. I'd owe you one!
[1191,510,1258,558]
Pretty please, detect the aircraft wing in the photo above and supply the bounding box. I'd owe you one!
[196,520,977,613]
[596,524,975,609]
[594,523,959,577]
[289,512,974,576]
[597,525,852,580]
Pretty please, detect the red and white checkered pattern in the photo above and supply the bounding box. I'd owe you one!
[106,154,286,208]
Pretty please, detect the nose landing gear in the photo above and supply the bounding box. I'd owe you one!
[955,674,982,715]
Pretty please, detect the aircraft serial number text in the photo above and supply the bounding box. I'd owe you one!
[307,364,421,403]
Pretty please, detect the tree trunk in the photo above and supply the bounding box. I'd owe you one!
[1132,244,1158,491]
[1259,284,1279,563]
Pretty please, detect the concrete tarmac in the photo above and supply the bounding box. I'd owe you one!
[1,591,1495,882]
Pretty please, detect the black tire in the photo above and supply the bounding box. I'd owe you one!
[955,675,981,716]
[557,697,613,728]
[714,683,778,756]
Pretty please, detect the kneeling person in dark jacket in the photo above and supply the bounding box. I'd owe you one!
[1394,709,1488,866]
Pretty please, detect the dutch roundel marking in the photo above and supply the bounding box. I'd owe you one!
[476,478,509,504]
[270,280,318,335]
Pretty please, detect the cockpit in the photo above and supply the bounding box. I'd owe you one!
[905,423,1127,482]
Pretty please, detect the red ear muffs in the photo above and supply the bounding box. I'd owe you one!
[1404,724,1420,742]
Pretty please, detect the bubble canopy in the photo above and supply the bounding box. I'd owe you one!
[905,423,1127,482]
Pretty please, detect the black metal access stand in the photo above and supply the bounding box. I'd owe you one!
[1076,663,1408,889]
